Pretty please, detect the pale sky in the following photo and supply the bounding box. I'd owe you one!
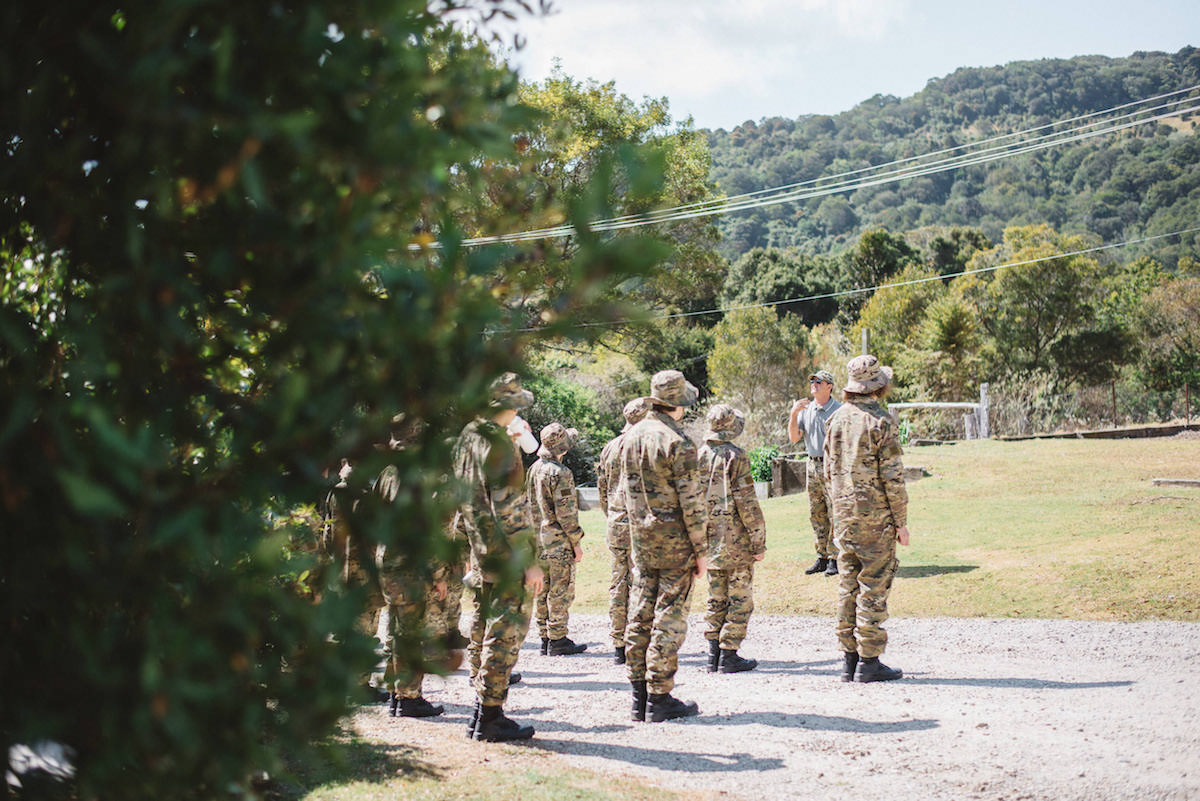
[503,0,1200,130]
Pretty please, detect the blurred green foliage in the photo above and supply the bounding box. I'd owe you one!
[0,1,669,797]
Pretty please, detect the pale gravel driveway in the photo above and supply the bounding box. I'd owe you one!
[360,613,1200,801]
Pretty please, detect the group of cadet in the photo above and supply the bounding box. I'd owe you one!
[343,352,911,743]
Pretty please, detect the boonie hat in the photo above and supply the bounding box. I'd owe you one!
[539,422,578,455]
[622,397,654,431]
[648,369,699,408]
[706,403,746,439]
[489,372,534,410]
[843,354,893,394]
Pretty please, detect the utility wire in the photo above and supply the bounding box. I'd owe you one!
[462,85,1200,244]
[439,87,1200,250]
[466,97,1200,244]
[540,226,1200,331]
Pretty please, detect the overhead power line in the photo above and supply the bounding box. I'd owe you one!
[407,85,1200,250]
[536,226,1200,331]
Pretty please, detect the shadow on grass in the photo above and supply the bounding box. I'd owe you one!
[897,564,978,578]
[271,734,440,800]
[531,739,786,773]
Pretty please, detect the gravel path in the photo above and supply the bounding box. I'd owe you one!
[356,613,1200,801]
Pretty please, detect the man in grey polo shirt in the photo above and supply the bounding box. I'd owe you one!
[788,370,842,577]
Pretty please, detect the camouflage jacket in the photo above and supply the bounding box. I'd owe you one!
[698,437,766,568]
[821,398,908,538]
[372,464,447,601]
[450,418,536,579]
[526,451,584,558]
[595,431,630,549]
[621,410,708,570]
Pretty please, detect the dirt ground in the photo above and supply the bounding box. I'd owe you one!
[354,612,1200,801]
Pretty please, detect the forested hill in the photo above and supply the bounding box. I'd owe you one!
[705,48,1200,266]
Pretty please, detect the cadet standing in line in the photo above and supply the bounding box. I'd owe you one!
[622,370,708,723]
[822,355,910,683]
[374,462,448,718]
[789,369,843,577]
[451,373,544,741]
[698,404,766,675]
[528,423,590,657]
[596,397,654,665]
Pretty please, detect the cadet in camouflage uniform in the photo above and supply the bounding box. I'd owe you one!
[622,370,708,723]
[698,404,766,675]
[528,423,589,657]
[789,369,842,577]
[452,373,544,741]
[596,397,654,664]
[822,355,911,683]
[372,463,448,718]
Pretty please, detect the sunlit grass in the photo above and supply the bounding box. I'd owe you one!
[574,437,1200,621]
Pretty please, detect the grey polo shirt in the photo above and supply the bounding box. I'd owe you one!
[796,398,842,458]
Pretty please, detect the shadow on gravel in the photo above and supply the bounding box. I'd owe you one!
[531,740,785,773]
[523,679,631,692]
[746,658,840,675]
[700,711,939,733]
[897,564,978,578]
[902,676,1134,690]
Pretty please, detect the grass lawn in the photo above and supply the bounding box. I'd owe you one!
[573,436,1200,621]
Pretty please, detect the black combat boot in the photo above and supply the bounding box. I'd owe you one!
[398,696,444,718]
[547,636,588,656]
[465,700,481,738]
[388,692,399,717]
[540,637,550,655]
[446,629,469,650]
[857,656,903,683]
[824,557,839,576]
[804,557,829,575]
[719,649,758,674]
[648,692,700,723]
[706,639,721,673]
[614,645,626,665]
[473,704,535,742]
[840,651,859,682]
[509,671,522,685]
[631,679,648,722]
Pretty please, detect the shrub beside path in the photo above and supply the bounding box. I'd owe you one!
[355,613,1200,801]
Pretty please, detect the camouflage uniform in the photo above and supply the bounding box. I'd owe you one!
[452,376,537,709]
[528,424,583,641]
[373,465,449,701]
[822,359,907,660]
[597,398,654,650]
[623,373,708,696]
[698,406,766,651]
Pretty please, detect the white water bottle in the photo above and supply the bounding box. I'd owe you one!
[507,415,539,454]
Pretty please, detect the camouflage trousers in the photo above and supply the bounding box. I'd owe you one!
[467,580,533,706]
[835,529,899,658]
[535,551,576,640]
[441,558,465,639]
[807,458,835,558]
[608,546,633,649]
[625,565,695,694]
[705,564,755,650]
[379,575,449,699]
